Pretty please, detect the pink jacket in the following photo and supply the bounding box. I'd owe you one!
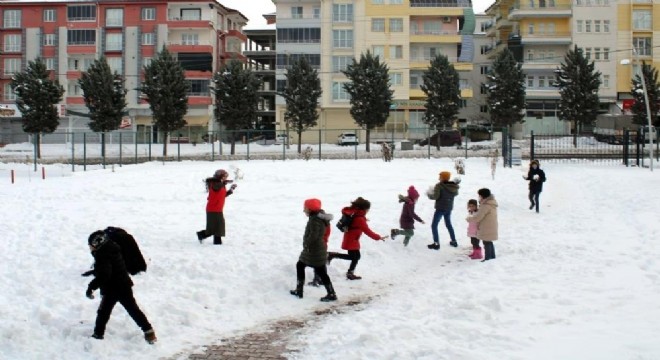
[467,210,478,237]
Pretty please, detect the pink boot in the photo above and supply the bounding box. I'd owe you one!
[470,248,483,260]
[467,248,475,258]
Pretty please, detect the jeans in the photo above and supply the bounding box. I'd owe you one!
[483,241,496,260]
[431,209,456,244]
[529,191,540,212]
[393,229,415,246]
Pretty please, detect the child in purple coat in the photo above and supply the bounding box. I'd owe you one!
[391,186,425,246]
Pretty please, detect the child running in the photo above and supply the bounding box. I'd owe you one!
[196,169,237,245]
[391,186,425,247]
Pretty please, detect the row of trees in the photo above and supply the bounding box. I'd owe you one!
[10,44,660,158]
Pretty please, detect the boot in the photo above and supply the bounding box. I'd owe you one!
[467,248,476,258]
[427,243,440,250]
[346,271,362,280]
[529,202,535,210]
[390,229,398,240]
[144,329,157,344]
[90,332,104,340]
[213,236,222,245]
[449,240,458,247]
[307,274,322,287]
[470,248,483,260]
[196,230,206,243]
[289,281,304,298]
[320,283,337,302]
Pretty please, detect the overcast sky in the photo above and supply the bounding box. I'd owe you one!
[228,0,493,29]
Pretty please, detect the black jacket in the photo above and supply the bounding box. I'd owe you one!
[526,167,546,193]
[87,241,133,295]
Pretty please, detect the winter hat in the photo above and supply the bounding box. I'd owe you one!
[477,188,491,199]
[88,230,109,248]
[440,171,451,182]
[407,186,420,201]
[304,198,322,212]
[214,169,228,179]
[530,159,539,167]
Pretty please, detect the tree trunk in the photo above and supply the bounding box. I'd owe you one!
[230,139,236,155]
[573,120,578,147]
[297,132,302,154]
[163,132,168,157]
[365,130,371,152]
[36,133,41,159]
[101,132,106,158]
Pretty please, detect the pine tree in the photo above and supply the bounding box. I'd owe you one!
[140,46,189,157]
[485,49,526,129]
[79,57,127,157]
[630,62,660,127]
[420,54,461,149]
[342,51,393,152]
[283,56,322,153]
[213,60,261,155]
[555,45,601,145]
[10,58,64,159]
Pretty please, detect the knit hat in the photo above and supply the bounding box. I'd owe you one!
[88,230,109,248]
[304,198,322,212]
[214,169,228,179]
[407,186,420,201]
[440,171,451,182]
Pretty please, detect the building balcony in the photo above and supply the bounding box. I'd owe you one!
[460,87,473,98]
[409,0,472,8]
[184,70,213,78]
[408,86,473,98]
[508,4,572,20]
[66,97,85,105]
[520,31,571,45]
[522,59,562,70]
[167,41,213,54]
[167,16,213,29]
[525,88,560,99]
[496,16,513,29]
[243,50,276,58]
[227,29,247,42]
[410,33,461,43]
[410,57,473,71]
[187,95,212,105]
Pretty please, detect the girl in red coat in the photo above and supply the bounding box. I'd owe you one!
[196,169,236,245]
[328,197,387,280]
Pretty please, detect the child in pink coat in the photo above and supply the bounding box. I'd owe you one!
[466,199,481,259]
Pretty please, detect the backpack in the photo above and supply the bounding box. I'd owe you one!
[104,227,147,275]
[336,213,354,233]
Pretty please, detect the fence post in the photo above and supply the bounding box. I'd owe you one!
[177,136,181,162]
[148,133,152,162]
[508,131,513,168]
[464,126,468,159]
[134,132,138,165]
[71,133,75,172]
[530,131,535,161]
[247,129,251,161]
[119,132,123,167]
[318,129,322,161]
[102,132,106,170]
[83,132,87,171]
[623,130,629,167]
[427,127,431,159]
[33,133,38,172]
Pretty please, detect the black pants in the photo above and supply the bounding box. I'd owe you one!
[528,191,540,212]
[470,237,481,249]
[332,250,361,272]
[296,261,332,286]
[483,241,496,260]
[94,288,152,336]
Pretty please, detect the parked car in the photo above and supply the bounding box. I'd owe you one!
[417,130,462,147]
[460,125,491,142]
[275,133,291,145]
[337,132,359,146]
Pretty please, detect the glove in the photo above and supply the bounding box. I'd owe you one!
[81,269,94,277]
[86,288,95,299]
[230,184,237,190]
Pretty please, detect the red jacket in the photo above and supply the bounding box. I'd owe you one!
[206,182,233,212]
[340,207,382,250]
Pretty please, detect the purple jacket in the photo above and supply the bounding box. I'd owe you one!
[399,197,424,230]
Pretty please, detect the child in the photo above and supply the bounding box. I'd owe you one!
[466,188,498,262]
[466,199,482,260]
[308,207,332,287]
[523,159,546,213]
[290,198,337,302]
[196,169,237,245]
[86,230,156,344]
[327,197,387,280]
[427,171,460,250]
[391,186,425,246]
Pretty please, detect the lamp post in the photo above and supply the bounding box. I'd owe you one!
[621,48,654,171]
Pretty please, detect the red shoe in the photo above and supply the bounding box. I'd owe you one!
[470,248,483,260]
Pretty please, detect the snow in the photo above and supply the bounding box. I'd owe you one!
[1,158,660,360]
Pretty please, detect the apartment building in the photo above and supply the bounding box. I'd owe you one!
[273,0,477,143]
[0,0,247,144]
[244,28,277,132]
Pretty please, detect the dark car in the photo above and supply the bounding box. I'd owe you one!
[460,125,492,142]
[417,130,462,147]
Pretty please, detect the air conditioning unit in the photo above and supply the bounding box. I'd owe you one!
[442,16,452,23]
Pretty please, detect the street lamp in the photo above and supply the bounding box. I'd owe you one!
[621,48,654,171]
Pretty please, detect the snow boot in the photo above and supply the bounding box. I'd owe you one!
[529,202,535,210]
[213,236,222,245]
[449,240,458,247]
[196,230,206,243]
[144,329,157,344]
[390,229,398,240]
[470,248,483,260]
[307,274,322,287]
[290,281,304,298]
[427,243,440,250]
[346,271,362,280]
[91,332,104,340]
[320,283,337,302]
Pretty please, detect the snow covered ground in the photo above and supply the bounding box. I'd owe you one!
[1,158,659,360]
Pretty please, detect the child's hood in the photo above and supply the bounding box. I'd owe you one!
[317,211,334,223]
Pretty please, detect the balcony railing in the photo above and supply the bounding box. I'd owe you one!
[167,40,211,46]
[411,30,459,35]
[510,3,572,11]
[410,0,472,7]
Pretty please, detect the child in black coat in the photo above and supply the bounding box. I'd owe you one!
[523,159,546,213]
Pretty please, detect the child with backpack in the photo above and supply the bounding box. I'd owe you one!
[327,197,387,280]
[466,199,482,260]
[197,169,237,245]
[290,198,337,302]
[390,186,425,247]
[85,228,156,344]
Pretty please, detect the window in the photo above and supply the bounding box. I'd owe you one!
[332,56,352,72]
[633,10,652,30]
[68,5,96,21]
[291,7,303,19]
[277,28,321,43]
[603,74,609,88]
[480,66,489,74]
[106,33,122,50]
[603,47,609,60]
[372,18,385,32]
[68,57,94,71]
[188,80,209,96]
[480,105,488,113]
[181,9,201,21]
[313,7,321,19]
[527,49,534,61]
[390,18,403,32]
[3,35,20,52]
[143,57,152,67]
[3,10,21,28]
[372,0,385,3]
[539,23,545,34]
[372,45,385,58]
[390,45,403,59]
[4,84,16,101]
[634,37,652,56]
[604,20,610,32]
[389,72,402,86]
[480,84,487,94]
[43,9,56,22]
[577,20,583,32]
[45,58,55,71]
[594,47,601,60]
[106,9,123,27]
[480,45,489,54]
[594,20,601,32]
[527,75,534,87]
[585,47,591,59]
[332,82,350,101]
[538,76,546,87]
[332,4,353,22]
[182,33,199,45]
[67,30,96,45]
[3,58,21,75]
[107,57,122,73]
[333,30,353,48]
[528,23,535,35]
[142,8,155,21]
[390,0,403,3]
[548,23,555,34]
[67,83,83,96]
[43,34,57,46]
[585,20,591,32]
[142,33,154,45]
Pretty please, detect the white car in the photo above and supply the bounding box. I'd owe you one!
[275,133,290,145]
[337,132,359,146]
